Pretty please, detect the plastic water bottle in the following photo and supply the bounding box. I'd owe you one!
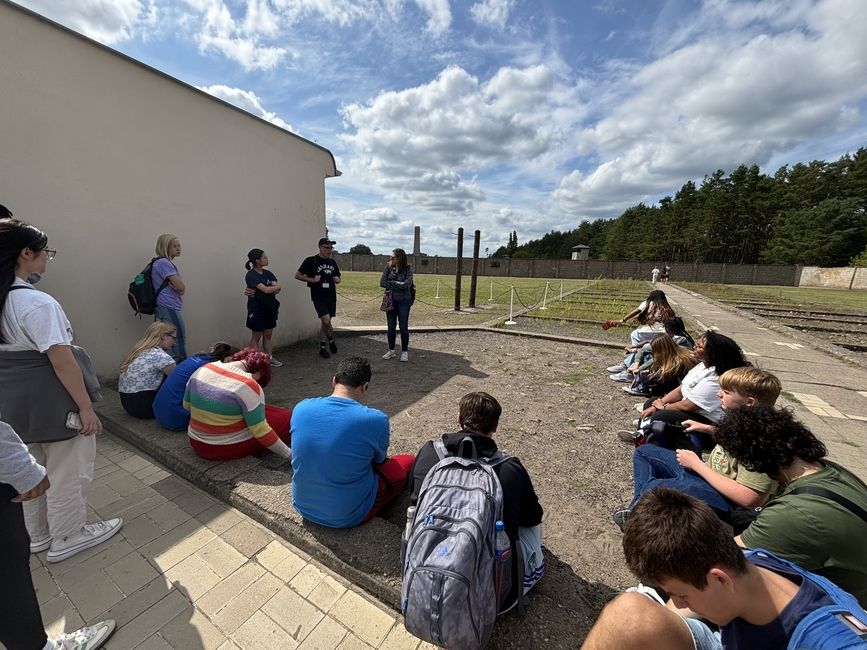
[493,520,512,610]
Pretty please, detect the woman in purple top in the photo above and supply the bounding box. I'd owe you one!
[151,233,186,360]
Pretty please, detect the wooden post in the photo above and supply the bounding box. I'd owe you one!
[454,228,464,312]
[469,230,480,308]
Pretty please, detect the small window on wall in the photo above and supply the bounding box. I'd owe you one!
[490,261,500,268]
[421,259,429,266]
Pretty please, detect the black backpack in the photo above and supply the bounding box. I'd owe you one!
[127,257,168,316]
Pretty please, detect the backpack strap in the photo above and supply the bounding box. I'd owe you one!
[787,486,867,526]
[432,439,450,461]
[8,285,34,291]
[457,436,479,460]
[149,257,170,301]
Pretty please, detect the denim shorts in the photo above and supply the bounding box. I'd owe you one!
[683,617,722,650]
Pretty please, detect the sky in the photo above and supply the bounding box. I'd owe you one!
[16,0,867,255]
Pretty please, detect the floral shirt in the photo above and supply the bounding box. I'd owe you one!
[119,347,174,393]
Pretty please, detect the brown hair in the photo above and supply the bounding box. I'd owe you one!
[623,487,748,588]
[458,392,502,435]
[650,334,695,383]
[719,367,781,405]
[392,248,408,272]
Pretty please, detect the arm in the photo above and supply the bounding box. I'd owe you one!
[240,393,291,459]
[620,307,641,324]
[162,362,176,376]
[167,274,185,294]
[46,344,102,435]
[675,450,769,508]
[641,385,684,419]
[294,270,320,283]
[0,422,48,497]
[254,282,281,295]
[379,267,391,289]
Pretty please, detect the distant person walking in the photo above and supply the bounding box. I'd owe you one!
[380,248,414,362]
[661,263,671,284]
[295,238,341,359]
[244,248,282,367]
[152,234,186,360]
[0,217,122,564]
[651,265,660,283]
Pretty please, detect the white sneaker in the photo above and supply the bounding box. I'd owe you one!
[47,518,123,563]
[606,363,626,373]
[54,619,116,650]
[609,371,633,382]
[382,349,397,360]
[269,358,283,367]
[634,403,645,412]
[400,351,409,362]
[30,534,52,553]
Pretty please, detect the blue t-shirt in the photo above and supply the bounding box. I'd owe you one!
[290,396,389,528]
[152,353,212,430]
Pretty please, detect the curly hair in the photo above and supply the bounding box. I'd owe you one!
[714,404,827,478]
[702,330,748,375]
[231,348,272,387]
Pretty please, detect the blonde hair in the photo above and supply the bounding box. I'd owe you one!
[650,334,696,383]
[155,233,179,259]
[719,367,781,405]
[120,321,176,371]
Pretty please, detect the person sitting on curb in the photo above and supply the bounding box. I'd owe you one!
[291,356,415,528]
[716,404,867,607]
[613,367,780,531]
[582,487,867,650]
[408,392,545,612]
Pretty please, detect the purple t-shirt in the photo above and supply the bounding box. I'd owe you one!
[151,258,183,310]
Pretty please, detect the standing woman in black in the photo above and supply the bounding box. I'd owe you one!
[380,248,414,362]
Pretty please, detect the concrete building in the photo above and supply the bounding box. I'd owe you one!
[571,244,590,261]
[0,1,339,377]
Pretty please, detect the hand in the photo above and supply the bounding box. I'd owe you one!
[676,449,703,471]
[683,419,713,435]
[652,399,665,410]
[640,407,656,420]
[244,287,255,297]
[624,345,632,353]
[78,406,102,436]
[333,276,340,284]
[312,275,321,283]
[12,476,50,502]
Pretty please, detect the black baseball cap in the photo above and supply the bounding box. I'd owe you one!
[318,238,336,247]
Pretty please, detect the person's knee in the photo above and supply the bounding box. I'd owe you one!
[583,593,693,650]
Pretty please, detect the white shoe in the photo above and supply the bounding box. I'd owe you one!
[30,534,52,553]
[609,371,633,382]
[47,518,123,563]
[269,358,283,367]
[382,349,397,360]
[634,403,645,412]
[54,619,116,650]
[400,351,409,362]
[606,363,626,373]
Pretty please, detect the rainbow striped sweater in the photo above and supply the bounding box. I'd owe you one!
[183,362,277,449]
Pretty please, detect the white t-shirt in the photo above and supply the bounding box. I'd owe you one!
[681,362,724,422]
[118,347,175,393]
[0,278,73,352]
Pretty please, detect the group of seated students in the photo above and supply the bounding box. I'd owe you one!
[596,292,867,648]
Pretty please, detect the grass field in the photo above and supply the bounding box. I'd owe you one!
[679,283,867,311]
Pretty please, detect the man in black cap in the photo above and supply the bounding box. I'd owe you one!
[295,238,341,358]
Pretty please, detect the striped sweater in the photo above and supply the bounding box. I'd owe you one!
[183,362,277,449]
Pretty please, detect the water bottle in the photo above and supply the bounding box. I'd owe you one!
[493,520,512,610]
[400,506,416,567]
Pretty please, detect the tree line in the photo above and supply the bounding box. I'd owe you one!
[492,149,867,267]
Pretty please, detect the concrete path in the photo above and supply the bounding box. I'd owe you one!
[663,284,867,480]
[31,433,430,650]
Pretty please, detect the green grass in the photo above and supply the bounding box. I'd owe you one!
[680,283,867,312]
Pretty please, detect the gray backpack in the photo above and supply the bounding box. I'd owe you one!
[401,436,509,649]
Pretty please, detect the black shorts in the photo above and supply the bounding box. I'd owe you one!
[247,308,277,332]
[312,296,337,318]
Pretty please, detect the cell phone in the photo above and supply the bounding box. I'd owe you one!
[66,411,82,430]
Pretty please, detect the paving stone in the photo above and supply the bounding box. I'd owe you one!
[39,593,84,638]
[151,475,193,500]
[221,519,273,557]
[57,539,136,591]
[116,454,155,474]
[211,573,283,635]
[45,534,128,579]
[92,463,123,481]
[96,492,167,521]
[140,468,173,486]
[143,500,192,532]
[121,514,166,548]
[290,563,327,597]
[257,540,307,581]
[143,521,216,572]
[308,574,347,612]
[104,589,191,649]
[196,503,243,534]
[379,623,422,650]
[101,576,173,627]
[216,641,243,650]
[262,585,324,643]
[134,634,174,650]
[160,603,228,649]
[65,569,126,620]
[330,590,396,647]
[173,489,219,517]
[164,554,223,601]
[105,552,161,595]
[336,633,374,649]
[297,616,349,650]
[86,484,123,510]
[104,472,150,498]
[196,563,266,618]
[232,610,299,650]
[196,537,248,578]
[31,565,60,605]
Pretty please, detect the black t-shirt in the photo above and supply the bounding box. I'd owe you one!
[245,269,279,315]
[298,255,340,301]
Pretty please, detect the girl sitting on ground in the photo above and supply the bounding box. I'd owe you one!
[152,341,238,431]
[118,321,177,419]
[607,290,676,378]
[623,334,695,398]
[617,317,696,386]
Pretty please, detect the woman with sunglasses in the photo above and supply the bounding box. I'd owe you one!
[118,321,177,419]
[0,216,121,563]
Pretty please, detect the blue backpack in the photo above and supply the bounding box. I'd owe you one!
[747,549,867,649]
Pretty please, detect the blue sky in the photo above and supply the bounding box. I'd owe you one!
[18,0,867,255]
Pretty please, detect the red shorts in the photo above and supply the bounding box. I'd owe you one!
[362,454,416,523]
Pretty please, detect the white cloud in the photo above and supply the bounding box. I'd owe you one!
[470,0,515,29]
[197,85,293,131]
[413,0,452,35]
[19,0,142,43]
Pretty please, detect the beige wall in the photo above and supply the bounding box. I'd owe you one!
[799,267,864,289]
[0,2,338,377]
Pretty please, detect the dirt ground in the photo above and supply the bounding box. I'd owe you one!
[270,328,640,647]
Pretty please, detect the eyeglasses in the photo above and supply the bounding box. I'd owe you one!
[164,333,177,339]
[43,248,57,260]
